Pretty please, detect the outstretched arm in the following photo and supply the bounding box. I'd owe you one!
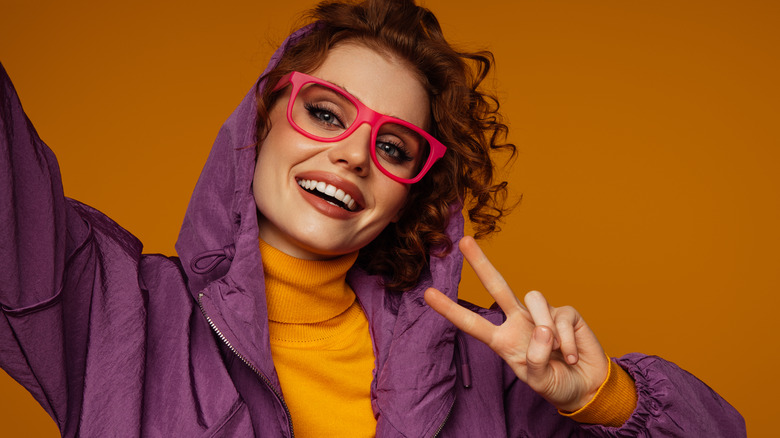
[426,236,746,437]
[0,61,70,429]
[0,62,69,310]
[0,62,99,432]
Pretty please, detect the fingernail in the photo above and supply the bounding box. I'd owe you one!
[534,326,552,343]
[567,354,577,364]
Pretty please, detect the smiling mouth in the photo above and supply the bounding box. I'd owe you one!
[297,179,360,212]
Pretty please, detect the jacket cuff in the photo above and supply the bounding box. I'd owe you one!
[559,355,637,427]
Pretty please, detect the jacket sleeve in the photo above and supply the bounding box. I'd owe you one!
[0,63,147,436]
[503,352,746,437]
[0,61,74,429]
[584,353,745,437]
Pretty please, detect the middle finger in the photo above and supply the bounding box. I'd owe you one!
[524,290,560,349]
[459,236,525,318]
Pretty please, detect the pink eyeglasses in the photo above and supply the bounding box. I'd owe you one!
[271,71,447,184]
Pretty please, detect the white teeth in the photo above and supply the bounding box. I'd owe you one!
[296,178,359,211]
[343,194,354,210]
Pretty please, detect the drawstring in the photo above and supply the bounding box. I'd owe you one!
[191,244,236,274]
[454,331,472,388]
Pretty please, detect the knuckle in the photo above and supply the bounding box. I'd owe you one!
[462,311,478,332]
[555,305,579,320]
[525,349,550,372]
[558,305,577,314]
[554,321,571,337]
[525,349,542,366]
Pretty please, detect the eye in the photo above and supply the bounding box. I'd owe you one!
[376,138,413,165]
[304,102,346,129]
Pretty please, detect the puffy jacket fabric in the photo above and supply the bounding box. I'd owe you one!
[0,26,745,437]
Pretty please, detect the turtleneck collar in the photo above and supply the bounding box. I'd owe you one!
[259,238,359,324]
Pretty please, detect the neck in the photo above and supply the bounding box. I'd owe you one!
[259,238,358,324]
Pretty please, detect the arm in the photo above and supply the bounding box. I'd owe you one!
[1,62,152,437]
[426,236,745,437]
[587,353,745,437]
[0,62,71,428]
[0,63,69,310]
[0,62,98,432]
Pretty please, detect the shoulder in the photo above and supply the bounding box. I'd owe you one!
[67,198,142,259]
[67,199,189,292]
[66,197,193,312]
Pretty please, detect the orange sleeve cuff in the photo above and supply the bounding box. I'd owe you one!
[559,355,637,427]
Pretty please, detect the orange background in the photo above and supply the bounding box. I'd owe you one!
[1,0,777,435]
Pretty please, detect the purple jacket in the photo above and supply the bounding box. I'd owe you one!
[1,28,745,437]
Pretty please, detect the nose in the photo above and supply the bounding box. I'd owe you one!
[327,123,372,177]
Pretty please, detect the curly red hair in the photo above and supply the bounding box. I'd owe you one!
[256,0,515,291]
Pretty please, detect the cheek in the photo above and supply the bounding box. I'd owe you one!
[252,129,288,211]
[253,125,297,184]
[252,156,271,214]
[253,141,273,189]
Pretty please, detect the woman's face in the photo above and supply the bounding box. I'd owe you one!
[253,43,430,260]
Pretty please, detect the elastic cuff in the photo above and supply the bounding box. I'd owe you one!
[559,354,638,427]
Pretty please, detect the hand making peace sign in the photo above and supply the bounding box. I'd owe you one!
[424,236,610,412]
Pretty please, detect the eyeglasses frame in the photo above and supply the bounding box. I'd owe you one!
[271,71,447,184]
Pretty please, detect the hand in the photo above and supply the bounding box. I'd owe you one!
[424,236,609,412]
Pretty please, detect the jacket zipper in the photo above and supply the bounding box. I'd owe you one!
[432,400,454,437]
[197,293,295,437]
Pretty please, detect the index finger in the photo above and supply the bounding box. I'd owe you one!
[424,287,498,346]
[459,236,524,317]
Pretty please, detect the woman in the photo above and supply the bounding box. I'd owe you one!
[1,0,745,436]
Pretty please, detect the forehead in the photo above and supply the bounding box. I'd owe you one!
[308,43,430,128]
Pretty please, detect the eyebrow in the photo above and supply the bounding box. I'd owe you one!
[384,122,420,138]
[318,77,358,101]
[311,83,354,106]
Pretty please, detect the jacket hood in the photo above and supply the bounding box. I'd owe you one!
[175,23,465,436]
[175,26,308,294]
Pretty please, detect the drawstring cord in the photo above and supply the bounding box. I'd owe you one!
[191,244,236,274]
[455,331,472,388]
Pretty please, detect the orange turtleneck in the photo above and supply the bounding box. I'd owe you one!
[259,238,376,437]
[259,238,636,433]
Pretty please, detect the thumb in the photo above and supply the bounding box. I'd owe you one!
[526,325,555,390]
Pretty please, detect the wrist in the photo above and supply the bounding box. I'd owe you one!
[559,354,638,427]
[558,352,610,412]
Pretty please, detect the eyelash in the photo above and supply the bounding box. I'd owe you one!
[302,101,414,165]
[304,102,345,128]
[377,139,413,163]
